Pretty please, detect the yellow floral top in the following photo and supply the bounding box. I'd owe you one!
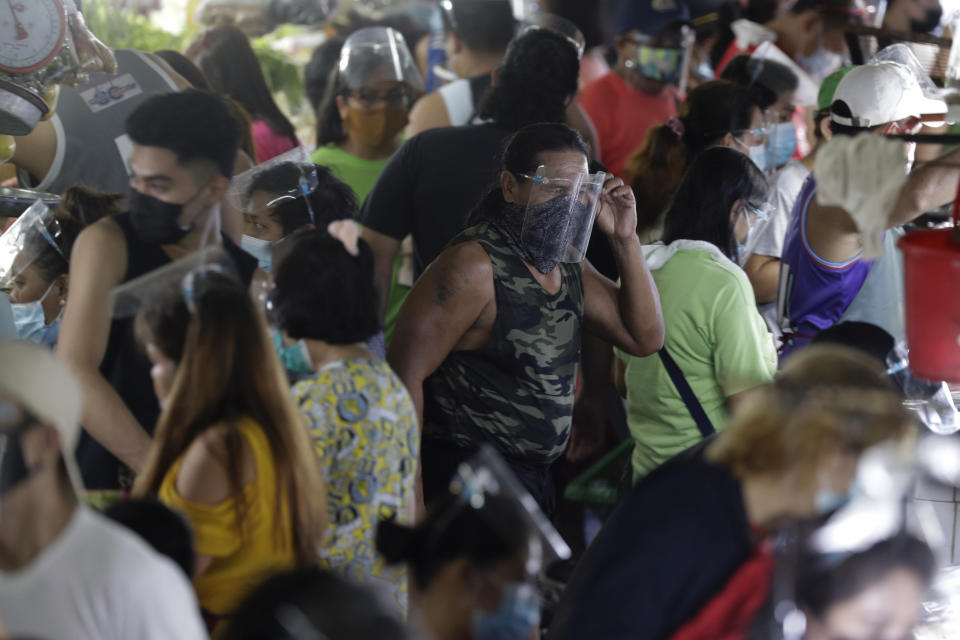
[158,418,296,635]
[292,358,419,615]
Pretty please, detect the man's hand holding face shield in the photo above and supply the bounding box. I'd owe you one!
[515,160,606,274]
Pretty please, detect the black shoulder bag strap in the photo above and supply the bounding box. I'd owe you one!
[657,347,716,438]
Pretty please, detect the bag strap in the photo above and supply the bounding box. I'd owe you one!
[658,347,716,438]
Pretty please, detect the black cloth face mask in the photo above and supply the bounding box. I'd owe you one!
[497,196,582,274]
[128,187,205,246]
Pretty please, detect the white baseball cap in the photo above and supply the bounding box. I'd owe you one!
[831,61,946,128]
[0,341,82,454]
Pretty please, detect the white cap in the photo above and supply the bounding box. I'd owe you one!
[0,341,82,452]
[831,61,947,128]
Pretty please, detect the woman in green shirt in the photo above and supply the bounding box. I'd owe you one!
[311,27,423,343]
[616,147,777,483]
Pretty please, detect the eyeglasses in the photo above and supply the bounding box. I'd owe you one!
[742,202,772,225]
[517,173,579,197]
[347,87,411,109]
[735,127,769,143]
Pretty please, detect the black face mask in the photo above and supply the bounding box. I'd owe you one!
[128,188,202,246]
[498,196,581,274]
[0,425,33,498]
[911,7,943,33]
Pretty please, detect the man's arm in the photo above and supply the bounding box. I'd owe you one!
[743,254,780,304]
[405,92,452,138]
[362,227,403,322]
[387,241,494,426]
[889,145,960,227]
[583,177,664,357]
[57,220,152,471]
[360,138,419,321]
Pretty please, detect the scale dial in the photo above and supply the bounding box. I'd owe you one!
[0,0,66,75]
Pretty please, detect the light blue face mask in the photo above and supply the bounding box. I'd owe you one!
[242,234,273,273]
[772,122,798,168]
[815,487,853,515]
[11,281,61,348]
[270,329,314,374]
[473,582,540,640]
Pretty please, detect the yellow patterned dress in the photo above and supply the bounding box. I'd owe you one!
[292,358,419,615]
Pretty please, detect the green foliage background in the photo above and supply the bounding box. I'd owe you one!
[81,0,305,110]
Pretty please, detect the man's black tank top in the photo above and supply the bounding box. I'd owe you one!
[75,212,257,489]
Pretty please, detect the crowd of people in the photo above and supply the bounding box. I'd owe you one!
[1,0,959,638]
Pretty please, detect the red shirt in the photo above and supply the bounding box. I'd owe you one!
[579,71,679,178]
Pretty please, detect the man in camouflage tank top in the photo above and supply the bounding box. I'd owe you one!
[388,124,664,513]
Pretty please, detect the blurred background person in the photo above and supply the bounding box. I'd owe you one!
[0,342,206,640]
[579,0,691,179]
[221,568,412,640]
[713,0,862,81]
[188,25,300,163]
[790,534,936,640]
[134,269,325,635]
[406,0,516,135]
[741,66,852,336]
[551,346,913,640]
[104,497,196,580]
[624,80,765,242]
[313,26,424,343]
[269,228,418,615]
[377,447,569,640]
[616,148,776,484]
[544,0,615,88]
[236,160,358,273]
[1,187,120,348]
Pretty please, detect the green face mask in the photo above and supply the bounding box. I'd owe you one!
[632,45,683,84]
[271,330,314,375]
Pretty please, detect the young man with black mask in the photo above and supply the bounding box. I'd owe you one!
[58,90,258,490]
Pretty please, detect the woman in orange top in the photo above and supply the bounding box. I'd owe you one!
[133,269,325,635]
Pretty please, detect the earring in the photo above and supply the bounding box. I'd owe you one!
[59,298,66,307]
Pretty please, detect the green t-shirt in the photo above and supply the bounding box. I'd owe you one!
[311,144,410,343]
[616,243,776,482]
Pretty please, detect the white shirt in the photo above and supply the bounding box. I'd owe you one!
[742,160,811,338]
[0,507,208,640]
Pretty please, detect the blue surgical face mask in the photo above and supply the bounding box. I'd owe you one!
[796,46,843,84]
[772,122,797,167]
[815,488,852,515]
[473,582,540,640]
[271,329,314,374]
[735,137,769,173]
[11,281,61,348]
[242,234,273,273]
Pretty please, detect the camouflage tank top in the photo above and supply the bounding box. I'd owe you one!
[423,221,584,464]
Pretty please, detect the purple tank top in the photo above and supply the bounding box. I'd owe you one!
[777,175,874,359]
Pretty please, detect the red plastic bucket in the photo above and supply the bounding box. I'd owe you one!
[899,227,960,382]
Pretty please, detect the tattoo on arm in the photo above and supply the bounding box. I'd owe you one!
[433,265,470,307]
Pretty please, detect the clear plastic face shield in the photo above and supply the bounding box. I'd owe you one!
[763,437,953,640]
[0,201,63,290]
[886,342,959,435]
[338,26,425,97]
[869,44,948,128]
[624,24,695,92]
[429,445,572,580]
[517,13,586,60]
[519,165,606,267]
[228,148,321,270]
[109,246,238,319]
